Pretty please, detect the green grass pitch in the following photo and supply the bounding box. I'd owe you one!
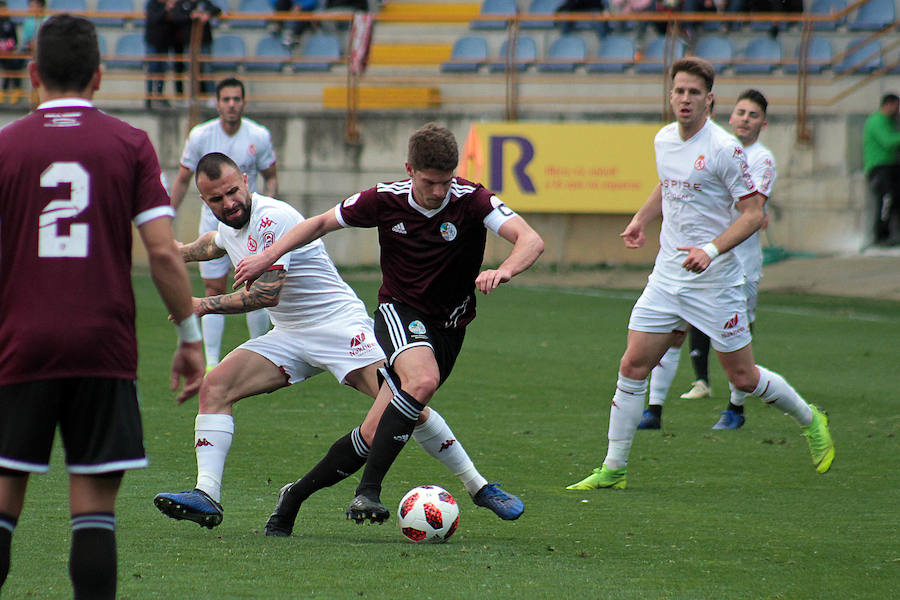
[4,272,899,599]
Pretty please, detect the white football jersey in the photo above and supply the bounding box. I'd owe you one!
[180,117,276,194]
[214,194,367,328]
[730,140,776,283]
[651,119,758,288]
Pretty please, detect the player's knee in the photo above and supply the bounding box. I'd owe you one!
[401,371,438,403]
[728,370,758,393]
[619,356,651,381]
[197,372,235,412]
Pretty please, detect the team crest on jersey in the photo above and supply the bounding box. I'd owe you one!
[247,236,258,252]
[694,155,706,170]
[408,320,427,336]
[248,144,257,156]
[732,146,744,158]
[263,231,276,248]
[440,222,458,241]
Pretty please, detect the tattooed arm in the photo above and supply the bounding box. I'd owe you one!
[192,269,286,316]
[178,231,227,263]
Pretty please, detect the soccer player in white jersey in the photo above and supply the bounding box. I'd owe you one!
[169,77,278,371]
[567,58,834,492]
[234,123,544,525]
[153,153,518,532]
[637,89,778,431]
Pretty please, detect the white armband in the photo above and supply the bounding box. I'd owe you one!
[175,314,202,343]
[701,242,720,261]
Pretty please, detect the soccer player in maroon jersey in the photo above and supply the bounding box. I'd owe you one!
[235,123,544,524]
[0,15,203,598]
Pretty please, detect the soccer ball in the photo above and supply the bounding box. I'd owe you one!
[397,485,459,543]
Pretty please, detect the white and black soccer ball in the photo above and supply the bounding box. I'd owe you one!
[397,485,459,543]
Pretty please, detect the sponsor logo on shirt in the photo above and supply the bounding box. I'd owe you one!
[259,217,276,230]
[662,179,702,192]
[43,112,82,128]
[263,231,276,249]
[694,155,706,170]
[248,236,258,252]
[392,222,407,235]
[440,222,458,242]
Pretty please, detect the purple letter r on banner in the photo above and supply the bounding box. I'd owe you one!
[489,136,536,194]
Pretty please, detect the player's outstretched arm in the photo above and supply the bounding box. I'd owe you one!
[621,183,662,249]
[138,216,204,401]
[178,231,226,263]
[233,209,342,288]
[475,216,544,294]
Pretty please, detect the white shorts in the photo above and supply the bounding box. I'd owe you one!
[198,204,231,279]
[629,278,752,353]
[744,278,759,323]
[236,313,386,385]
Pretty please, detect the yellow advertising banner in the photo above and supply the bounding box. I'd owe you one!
[458,122,663,214]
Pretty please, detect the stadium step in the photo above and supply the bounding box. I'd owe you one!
[323,85,441,109]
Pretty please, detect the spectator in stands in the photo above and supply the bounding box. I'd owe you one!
[144,0,192,109]
[0,0,24,104]
[608,0,661,41]
[863,93,900,246]
[746,0,802,38]
[556,0,612,39]
[271,0,317,47]
[190,0,221,97]
[20,0,46,54]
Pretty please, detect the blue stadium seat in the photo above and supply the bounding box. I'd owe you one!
[834,38,882,74]
[97,32,108,59]
[692,35,734,71]
[210,34,247,71]
[733,36,781,75]
[293,32,341,72]
[7,0,27,25]
[785,36,833,74]
[440,35,489,73]
[847,0,895,31]
[246,35,291,72]
[587,33,634,73]
[232,0,273,29]
[94,0,135,27]
[537,34,585,72]
[471,0,517,30]
[48,0,86,11]
[489,35,538,72]
[810,0,847,31]
[107,32,146,70]
[521,0,563,30]
[635,37,685,74]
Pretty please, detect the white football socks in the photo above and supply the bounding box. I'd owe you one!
[605,373,647,469]
[648,346,681,407]
[728,382,747,407]
[752,365,813,426]
[413,409,487,496]
[201,313,225,368]
[246,309,270,339]
[194,413,234,502]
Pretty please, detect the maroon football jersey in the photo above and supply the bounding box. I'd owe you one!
[336,177,500,329]
[0,101,173,385]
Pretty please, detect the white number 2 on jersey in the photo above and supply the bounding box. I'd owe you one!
[38,162,90,258]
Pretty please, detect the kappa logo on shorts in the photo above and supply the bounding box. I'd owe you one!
[408,320,427,336]
[195,438,214,448]
[723,314,739,329]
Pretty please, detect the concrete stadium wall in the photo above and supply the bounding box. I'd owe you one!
[0,109,871,267]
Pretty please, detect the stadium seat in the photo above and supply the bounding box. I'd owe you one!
[635,37,685,74]
[834,38,882,74]
[847,0,895,31]
[94,0,135,27]
[521,0,563,30]
[586,33,634,73]
[48,0,86,11]
[785,36,833,74]
[210,34,247,71]
[231,0,273,29]
[471,0,517,31]
[733,36,781,75]
[107,32,146,70]
[293,32,341,72]
[809,0,847,31]
[97,32,108,59]
[536,34,585,72]
[246,35,291,72]
[489,35,538,72]
[7,0,27,25]
[692,35,734,71]
[440,35,489,73]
